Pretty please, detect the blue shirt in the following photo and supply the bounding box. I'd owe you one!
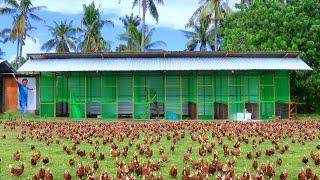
[18,83,28,104]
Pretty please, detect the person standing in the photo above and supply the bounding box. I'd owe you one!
[12,74,34,115]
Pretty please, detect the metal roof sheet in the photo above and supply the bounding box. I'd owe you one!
[17,57,311,72]
[0,60,16,73]
[27,51,301,59]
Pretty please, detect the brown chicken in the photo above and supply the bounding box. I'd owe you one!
[8,163,24,176]
[298,168,307,180]
[12,151,21,161]
[63,170,71,180]
[100,171,110,180]
[43,156,49,164]
[77,149,86,157]
[68,158,75,166]
[280,170,288,180]
[99,152,105,160]
[252,160,258,170]
[37,167,46,179]
[110,149,120,157]
[276,157,283,166]
[45,169,53,180]
[31,156,37,166]
[93,160,99,171]
[76,163,85,179]
[169,166,177,177]
[302,155,309,164]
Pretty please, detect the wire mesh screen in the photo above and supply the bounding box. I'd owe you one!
[118,74,133,118]
[215,72,228,103]
[276,103,289,119]
[229,73,245,120]
[165,74,181,120]
[56,74,69,117]
[134,74,149,119]
[149,74,165,119]
[101,72,117,119]
[197,74,213,120]
[275,71,290,103]
[86,74,101,117]
[260,72,275,119]
[40,72,55,118]
[181,73,197,120]
[69,72,86,119]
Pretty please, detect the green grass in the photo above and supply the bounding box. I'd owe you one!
[0,120,319,179]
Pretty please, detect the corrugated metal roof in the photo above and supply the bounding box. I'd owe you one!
[18,57,311,72]
[0,60,16,73]
[27,51,301,59]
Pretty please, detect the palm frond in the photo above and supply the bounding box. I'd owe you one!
[148,0,159,22]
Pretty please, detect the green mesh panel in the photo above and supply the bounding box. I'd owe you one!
[118,74,133,117]
[228,73,245,119]
[40,104,55,118]
[215,72,228,103]
[260,102,275,119]
[87,75,101,103]
[69,72,86,119]
[275,71,290,103]
[197,74,213,120]
[56,75,68,103]
[101,73,117,119]
[260,72,275,120]
[134,74,149,119]
[181,73,197,119]
[166,74,181,120]
[245,74,259,103]
[40,72,55,118]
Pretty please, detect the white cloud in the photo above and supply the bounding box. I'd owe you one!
[33,0,240,29]
[9,37,42,62]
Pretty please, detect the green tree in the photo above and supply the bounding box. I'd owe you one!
[0,28,11,58]
[119,13,141,51]
[221,0,320,113]
[187,0,224,51]
[182,16,215,51]
[0,0,45,58]
[120,0,164,51]
[41,20,80,52]
[80,2,113,53]
[118,24,166,51]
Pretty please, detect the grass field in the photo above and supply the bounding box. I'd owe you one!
[0,120,319,179]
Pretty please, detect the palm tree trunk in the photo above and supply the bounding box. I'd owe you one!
[141,0,146,52]
[19,36,23,58]
[214,19,219,51]
[16,39,20,57]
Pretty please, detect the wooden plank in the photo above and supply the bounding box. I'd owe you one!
[4,77,17,111]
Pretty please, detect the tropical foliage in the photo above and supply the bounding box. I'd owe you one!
[41,21,80,52]
[221,0,320,113]
[182,16,215,51]
[120,0,164,51]
[0,0,45,57]
[187,0,225,51]
[118,24,166,51]
[119,13,141,51]
[80,2,113,53]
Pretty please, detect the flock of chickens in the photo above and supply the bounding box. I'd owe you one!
[0,120,319,179]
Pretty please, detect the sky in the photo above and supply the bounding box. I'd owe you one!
[0,0,240,61]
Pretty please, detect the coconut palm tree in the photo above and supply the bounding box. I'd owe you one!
[182,16,215,51]
[119,0,164,51]
[119,13,141,28]
[0,0,45,57]
[119,24,166,51]
[187,0,223,51]
[119,13,141,51]
[41,20,80,52]
[80,2,113,53]
[0,28,11,58]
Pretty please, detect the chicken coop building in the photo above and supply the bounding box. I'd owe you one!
[18,52,311,120]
